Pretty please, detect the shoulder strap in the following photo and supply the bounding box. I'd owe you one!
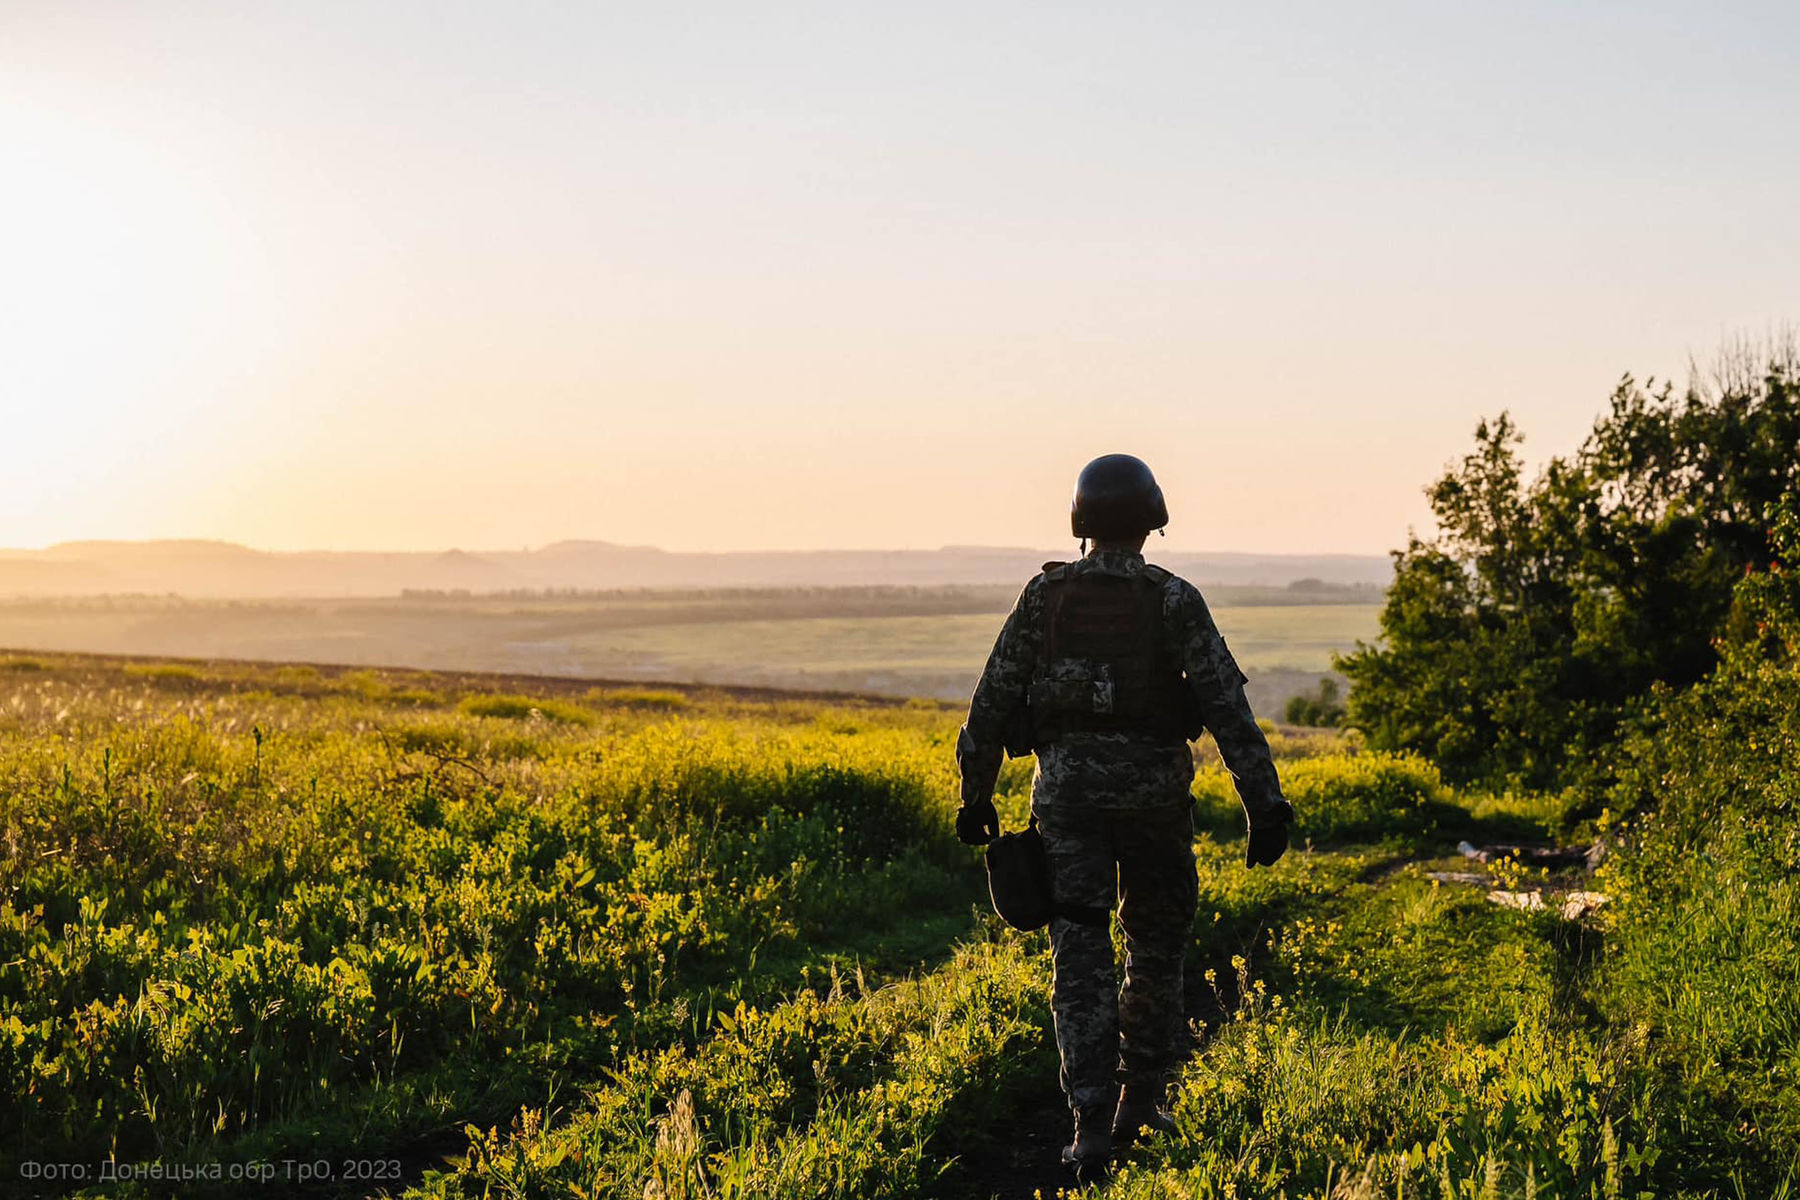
[1039,566,1075,665]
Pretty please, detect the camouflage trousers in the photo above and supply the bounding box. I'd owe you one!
[1039,802,1198,1117]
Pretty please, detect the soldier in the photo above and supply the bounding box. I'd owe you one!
[955,453,1295,1179]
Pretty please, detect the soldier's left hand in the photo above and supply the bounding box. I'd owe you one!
[1246,800,1295,868]
[955,799,1001,846]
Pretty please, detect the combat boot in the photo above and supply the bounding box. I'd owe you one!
[1111,1084,1176,1145]
[1061,1107,1113,1183]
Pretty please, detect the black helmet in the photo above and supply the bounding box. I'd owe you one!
[1071,454,1168,539]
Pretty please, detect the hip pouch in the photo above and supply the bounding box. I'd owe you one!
[985,818,1112,932]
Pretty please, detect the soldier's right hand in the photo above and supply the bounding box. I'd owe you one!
[955,799,1001,846]
[1246,800,1295,868]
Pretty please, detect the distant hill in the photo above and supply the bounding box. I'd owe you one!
[0,539,1391,598]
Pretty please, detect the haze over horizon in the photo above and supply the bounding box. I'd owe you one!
[0,534,1395,558]
[5,3,1796,557]
[0,536,1393,599]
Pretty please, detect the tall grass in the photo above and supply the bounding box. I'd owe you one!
[6,649,1796,1199]
[417,937,1048,1200]
[0,658,971,1178]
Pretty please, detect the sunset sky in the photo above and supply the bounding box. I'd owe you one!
[4,2,1795,555]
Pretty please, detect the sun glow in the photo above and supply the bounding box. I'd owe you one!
[0,103,273,539]
[1,5,1794,555]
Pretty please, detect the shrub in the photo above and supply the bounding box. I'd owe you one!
[1596,642,1800,1172]
[1196,752,1450,843]
[124,662,200,680]
[1339,352,1800,789]
[459,693,595,725]
[1284,677,1346,727]
[586,687,692,711]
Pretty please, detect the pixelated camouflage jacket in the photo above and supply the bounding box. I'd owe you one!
[957,548,1287,820]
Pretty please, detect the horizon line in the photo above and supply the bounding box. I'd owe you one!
[0,536,1399,560]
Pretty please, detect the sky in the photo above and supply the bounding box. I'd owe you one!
[2,1,1795,556]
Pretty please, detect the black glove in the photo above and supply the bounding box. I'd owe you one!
[1246,800,1296,868]
[956,799,1000,846]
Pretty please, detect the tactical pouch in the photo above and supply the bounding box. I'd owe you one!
[985,818,1111,932]
[1029,674,1116,716]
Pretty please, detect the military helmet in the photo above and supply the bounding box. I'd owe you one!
[1070,453,1168,539]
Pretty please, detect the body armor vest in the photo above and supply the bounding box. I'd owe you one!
[1028,562,1191,746]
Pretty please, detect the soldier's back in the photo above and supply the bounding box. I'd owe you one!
[1026,552,1199,813]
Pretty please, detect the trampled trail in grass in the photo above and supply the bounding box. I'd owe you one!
[406,751,1633,1200]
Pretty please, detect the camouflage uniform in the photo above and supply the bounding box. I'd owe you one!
[957,548,1286,1119]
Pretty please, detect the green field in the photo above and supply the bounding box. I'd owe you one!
[0,593,1379,714]
[571,604,1379,672]
[3,649,1793,1198]
[520,604,1378,698]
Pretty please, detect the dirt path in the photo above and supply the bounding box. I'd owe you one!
[943,1066,1081,1199]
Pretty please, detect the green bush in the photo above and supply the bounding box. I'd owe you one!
[459,693,595,725]
[587,687,692,711]
[123,662,200,680]
[1591,508,1800,1179]
[1284,677,1346,727]
[1196,752,1451,843]
[1339,356,1800,789]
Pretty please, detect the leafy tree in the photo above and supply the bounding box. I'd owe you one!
[1338,347,1800,788]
